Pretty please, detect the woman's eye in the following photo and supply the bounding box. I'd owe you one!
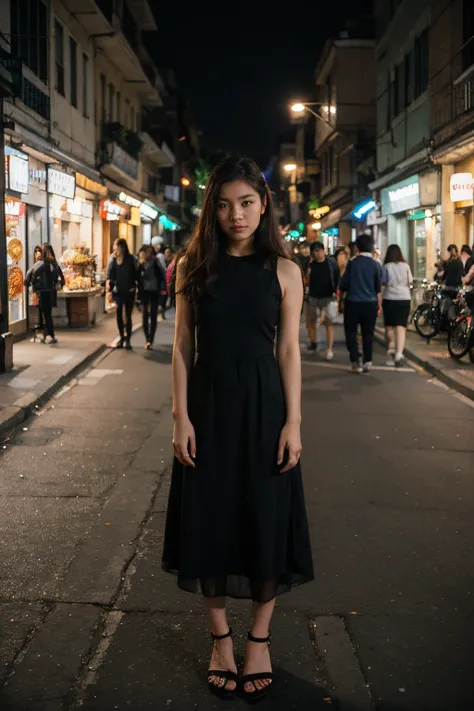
[218,202,228,209]
[242,201,253,207]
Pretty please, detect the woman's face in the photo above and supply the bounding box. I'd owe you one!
[146,247,155,261]
[34,249,42,262]
[117,245,124,258]
[216,180,265,244]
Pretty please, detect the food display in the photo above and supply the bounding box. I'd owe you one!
[8,266,24,299]
[7,238,23,262]
[60,244,97,292]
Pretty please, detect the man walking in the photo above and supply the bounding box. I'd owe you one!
[339,233,385,373]
[307,242,340,360]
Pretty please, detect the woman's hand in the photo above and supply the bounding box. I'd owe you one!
[173,415,196,468]
[277,423,302,473]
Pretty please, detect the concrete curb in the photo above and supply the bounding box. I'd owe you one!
[374,328,474,403]
[0,343,109,438]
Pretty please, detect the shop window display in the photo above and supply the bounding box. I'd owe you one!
[6,198,27,325]
[60,244,97,291]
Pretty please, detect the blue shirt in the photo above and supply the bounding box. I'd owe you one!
[339,254,387,302]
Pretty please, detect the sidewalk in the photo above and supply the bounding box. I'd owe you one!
[374,324,474,401]
[0,315,117,437]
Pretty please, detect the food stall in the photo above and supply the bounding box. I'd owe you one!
[56,244,102,328]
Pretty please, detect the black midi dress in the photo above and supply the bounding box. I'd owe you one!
[162,253,314,603]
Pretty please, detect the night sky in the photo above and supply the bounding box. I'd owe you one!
[152,2,372,170]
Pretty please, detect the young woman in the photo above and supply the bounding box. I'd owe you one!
[461,244,473,275]
[138,244,166,350]
[383,244,413,366]
[162,156,314,702]
[25,243,64,344]
[107,238,138,350]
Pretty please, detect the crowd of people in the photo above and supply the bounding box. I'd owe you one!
[106,239,183,350]
[294,234,474,373]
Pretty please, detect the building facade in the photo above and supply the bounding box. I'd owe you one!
[371,0,440,280]
[314,28,376,249]
[0,0,183,337]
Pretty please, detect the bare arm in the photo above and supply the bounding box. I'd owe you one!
[172,260,196,467]
[276,258,303,473]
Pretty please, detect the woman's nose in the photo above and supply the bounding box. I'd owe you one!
[231,207,243,221]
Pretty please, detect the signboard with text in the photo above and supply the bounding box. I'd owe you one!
[8,154,29,193]
[381,175,420,216]
[47,168,76,199]
[450,173,474,202]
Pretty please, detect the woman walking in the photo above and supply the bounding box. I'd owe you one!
[162,156,314,702]
[107,238,138,350]
[138,244,166,350]
[25,243,64,344]
[383,244,413,366]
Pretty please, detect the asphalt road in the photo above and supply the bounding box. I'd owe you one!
[0,324,473,711]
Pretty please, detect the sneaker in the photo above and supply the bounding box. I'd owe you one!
[326,350,334,361]
[307,342,317,352]
[395,354,405,368]
[386,349,396,367]
[362,361,372,373]
[145,342,152,351]
[50,337,58,345]
[350,363,363,374]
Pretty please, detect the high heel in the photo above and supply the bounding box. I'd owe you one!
[241,631,273,703]
[207,628,238,700]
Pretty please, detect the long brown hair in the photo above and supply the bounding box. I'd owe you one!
[181,156,289,300]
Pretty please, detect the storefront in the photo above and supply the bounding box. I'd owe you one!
[448,164,474,247]
[381,171,440,280]
[5,147,30,336]
[140,200,159,244]
[100,198,130,267]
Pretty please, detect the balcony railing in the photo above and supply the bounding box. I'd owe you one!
[453,64,474,118]
[21,77,50,121]
[102,121,142,159]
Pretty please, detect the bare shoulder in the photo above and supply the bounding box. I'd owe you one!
[277,257,302,292]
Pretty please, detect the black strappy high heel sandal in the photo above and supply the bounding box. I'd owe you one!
[207,628,238,700]
[241,631,274,703]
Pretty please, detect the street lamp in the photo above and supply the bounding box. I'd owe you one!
[291,101,336,123]
[283,163,297,172]
[181,177,190,187]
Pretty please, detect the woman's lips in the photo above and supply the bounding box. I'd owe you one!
[230,226,248,232]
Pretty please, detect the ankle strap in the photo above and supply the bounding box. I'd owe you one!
[210,627,232,641]
[248,631,271,644]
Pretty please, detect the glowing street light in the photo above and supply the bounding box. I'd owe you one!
[312,222,322,230]
[284,163,297,172]
[291,103,306,113]
[181,177,190,187]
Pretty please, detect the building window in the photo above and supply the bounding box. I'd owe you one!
[108,83,115,122]
[69,37,77,107]
[10,0,49,84]
[54,19,65,95]
[404,52,413,107]
[414,28,429,98]
[82,54,89,117]
[463,0,474,70]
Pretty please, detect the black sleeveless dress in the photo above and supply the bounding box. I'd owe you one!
[162,253,314,602]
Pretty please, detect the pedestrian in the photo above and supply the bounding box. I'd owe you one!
[339,233,384,373]
[107,238,138,350]
[437,245,464,292]
[162,156,314,702]
[138,244,166,350]
[25,243,65,344]
[156,245,167,270]
[307,241,339,359]
[460,245,473,275]
[29,245,44,340]
[382,244,413,367]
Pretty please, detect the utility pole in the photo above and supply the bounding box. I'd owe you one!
[0,97,8,336]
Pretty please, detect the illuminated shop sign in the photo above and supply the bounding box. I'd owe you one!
[450,173,474,202]
[100,199,128,221]
[353,200,376,220]
[118,191,141,208]
[47,168,76,199]
[381,175,420,215]
[8,154,30,193]
[140,201,159,221]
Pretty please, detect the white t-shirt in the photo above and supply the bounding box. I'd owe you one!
[383,262,413,300]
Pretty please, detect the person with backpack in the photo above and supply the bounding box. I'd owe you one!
[307,241,340,360]
[138,244,166,350]
[107,238,138,350]
[25,243,65,344]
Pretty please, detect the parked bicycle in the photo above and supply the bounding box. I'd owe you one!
[413,281,460,341]
[447,287,474,361]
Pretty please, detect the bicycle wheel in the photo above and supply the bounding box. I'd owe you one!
[448,316,473,360]
[414,304,441,339]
